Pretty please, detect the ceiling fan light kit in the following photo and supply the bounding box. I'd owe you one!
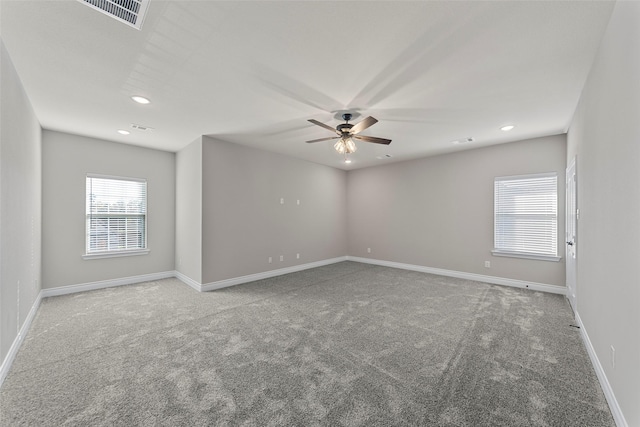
[334,136,357,154]
[307,113,391,158]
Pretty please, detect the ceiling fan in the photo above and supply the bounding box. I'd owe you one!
[307,113,391,154]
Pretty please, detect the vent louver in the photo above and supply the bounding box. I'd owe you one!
[79,0,150,30]
[131,123,153,131]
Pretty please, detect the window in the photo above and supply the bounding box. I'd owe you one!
[493,173,560,261]
[84,174,148,259]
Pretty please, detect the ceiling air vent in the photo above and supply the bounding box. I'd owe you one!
[79,0,150,30]
[131,123,153,131]
[451,137,475,145]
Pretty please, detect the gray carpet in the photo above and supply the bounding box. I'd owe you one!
[0,262,614,426]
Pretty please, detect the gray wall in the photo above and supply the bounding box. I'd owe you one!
[348,135,566,286]
[175,137,202,283]
[567,2,640,424]
[201,136,347,283]
[0,42,42,363]
[42,130,176,288]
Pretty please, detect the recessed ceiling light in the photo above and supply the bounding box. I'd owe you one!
[344,159,352,164]
[131,96,150,104]
[117,129,130,135]
[500,125,515,131]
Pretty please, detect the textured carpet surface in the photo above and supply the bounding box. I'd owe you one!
[0,262,614,426]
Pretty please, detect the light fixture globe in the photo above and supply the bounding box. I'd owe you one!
[334,136,357,154]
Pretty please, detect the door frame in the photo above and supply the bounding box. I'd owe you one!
[565,157,577,312]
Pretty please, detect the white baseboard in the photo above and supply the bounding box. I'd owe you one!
[174,270,202,292]
[200,256,348,292]
[41,271,175,298]
[0,290,43,387]
[346,256,566,295]
[1,260,626,427]
[575,312,628,427]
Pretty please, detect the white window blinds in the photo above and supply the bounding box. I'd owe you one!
[86,175,147,254]
[494,173,558,258]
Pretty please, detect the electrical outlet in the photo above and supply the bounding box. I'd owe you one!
[484,261,491,268]
[280,198,284,205]
[296,253,300,259]
[611,345,615,369]
[367,248,371,253]
[280,255,284,262]
[297,199,300,205]
[268,257,272,264]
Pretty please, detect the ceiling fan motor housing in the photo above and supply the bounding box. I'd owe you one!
[337,123,354,134]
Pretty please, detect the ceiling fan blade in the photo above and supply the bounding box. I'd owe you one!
[354,135,392,145]
[350,116,378,134]
[308,119,338,134]
[306,136,340,143]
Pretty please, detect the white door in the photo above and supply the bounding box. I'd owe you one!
[566,158,577,312]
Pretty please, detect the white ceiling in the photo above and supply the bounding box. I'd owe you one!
[1,0,614,170]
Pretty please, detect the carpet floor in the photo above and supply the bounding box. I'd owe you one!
[0,262,614,426]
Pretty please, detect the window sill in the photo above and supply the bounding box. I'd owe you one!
[83,249,150,260]
[491,250,561,262]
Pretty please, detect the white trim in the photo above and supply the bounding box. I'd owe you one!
[0,290,42,387]
[85,174,148,256]
[493,173,559,259]
[0,259,348,389]
[174,270,202,292]
[41,271,174,298]
[346,256,566,295]
[1,261,626,427]
[200,257,348,292]
[86,173,146,183]
[574,312,628,427]
[494,171,558,181]
[2,270,175,386]
[491,250,561,262]
[82,249,150,260]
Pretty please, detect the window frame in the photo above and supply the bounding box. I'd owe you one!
[492,172,561,262]
[83,173,150,260]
